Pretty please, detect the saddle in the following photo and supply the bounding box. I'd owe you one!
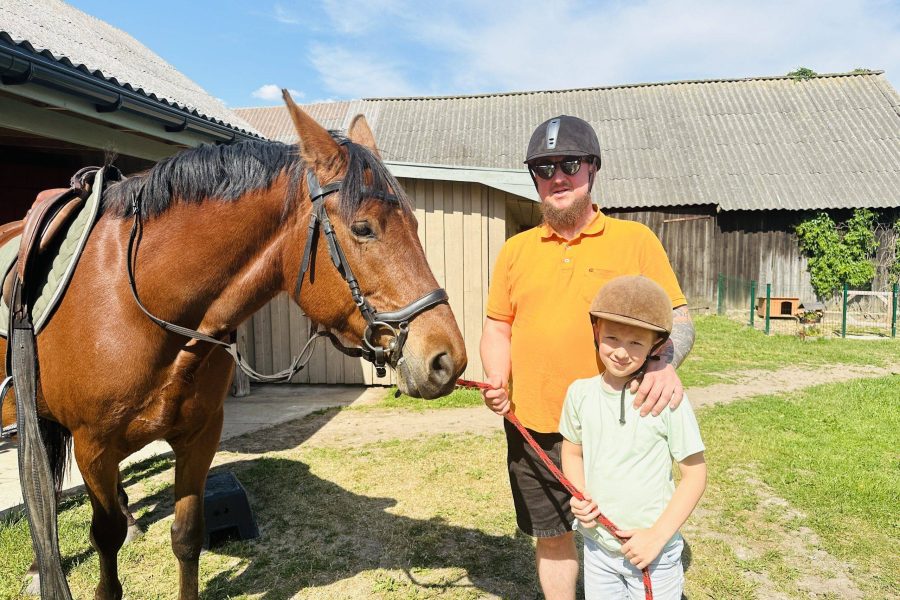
[0,166,118,337]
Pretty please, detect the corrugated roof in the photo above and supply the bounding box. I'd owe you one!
[236,72,900,211]
[0,0,259,137]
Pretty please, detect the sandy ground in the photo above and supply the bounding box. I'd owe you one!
[284,363,898,449]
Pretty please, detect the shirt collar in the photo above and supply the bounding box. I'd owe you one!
[540,206,607,241]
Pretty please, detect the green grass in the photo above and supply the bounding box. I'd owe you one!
[358,387,483,411]
[677,315,899,387]
[2,318,898,598]
[687,375,900,598]
[363,316,900,405]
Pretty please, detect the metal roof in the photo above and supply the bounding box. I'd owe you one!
[236,72,900,211]
[0,0,259,140]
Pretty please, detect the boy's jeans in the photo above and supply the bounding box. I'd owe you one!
[583,536,684,600]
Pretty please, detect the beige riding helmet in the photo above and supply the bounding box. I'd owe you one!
[589,275,673,338]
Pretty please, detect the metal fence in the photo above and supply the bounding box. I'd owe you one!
[716,274,899,338]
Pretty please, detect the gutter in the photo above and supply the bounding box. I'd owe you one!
[0,37,259,144]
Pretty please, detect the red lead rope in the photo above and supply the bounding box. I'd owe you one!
[456,378,653,600]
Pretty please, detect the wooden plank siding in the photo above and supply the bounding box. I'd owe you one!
[240,179,508,385]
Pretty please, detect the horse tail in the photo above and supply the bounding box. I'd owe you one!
[38,417,71,495]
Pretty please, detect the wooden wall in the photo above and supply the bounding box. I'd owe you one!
[239,178,508,385]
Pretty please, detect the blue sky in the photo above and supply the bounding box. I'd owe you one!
[68,0,900,107]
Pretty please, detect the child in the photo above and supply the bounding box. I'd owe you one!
[559,275,706,600]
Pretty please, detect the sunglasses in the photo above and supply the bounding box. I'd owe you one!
[529,156,590,180]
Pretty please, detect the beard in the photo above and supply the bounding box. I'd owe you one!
[540,190,593,233]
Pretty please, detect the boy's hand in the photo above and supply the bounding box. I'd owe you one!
[618,528,668,570]
[481,374,509,415]
[570,493,600,528]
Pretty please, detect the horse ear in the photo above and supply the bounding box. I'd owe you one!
[347,114,380,158]
[282,89,341,166]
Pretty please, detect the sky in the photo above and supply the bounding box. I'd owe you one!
[66,0,900,108]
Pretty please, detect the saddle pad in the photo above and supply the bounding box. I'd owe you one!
[0,168,105,337]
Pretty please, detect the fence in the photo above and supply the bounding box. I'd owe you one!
[716,274,899,338]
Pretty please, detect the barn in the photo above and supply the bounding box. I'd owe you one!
[236,71,900,384]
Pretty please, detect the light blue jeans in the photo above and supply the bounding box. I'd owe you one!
[583,536,684,600]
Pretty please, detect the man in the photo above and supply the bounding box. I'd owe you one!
[480,115,695,600]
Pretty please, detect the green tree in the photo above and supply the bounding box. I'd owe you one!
[795,209,878,298]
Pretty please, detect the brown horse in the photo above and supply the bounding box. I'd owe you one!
[1,93,466,600]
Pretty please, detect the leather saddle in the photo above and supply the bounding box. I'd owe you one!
[1,166,119,331]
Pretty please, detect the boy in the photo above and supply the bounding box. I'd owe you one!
[559,275,707,599]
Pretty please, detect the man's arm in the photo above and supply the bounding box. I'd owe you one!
[480,317,512,415]
[632,305,695,416]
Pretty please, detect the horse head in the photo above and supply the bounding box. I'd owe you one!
[281,92,467,399]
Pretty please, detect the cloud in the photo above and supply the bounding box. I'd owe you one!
[273,3,301,24]
[252,84,304,102]
[309,44,418,98]
[307,0,900,98]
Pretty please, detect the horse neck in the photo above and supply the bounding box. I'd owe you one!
[120,181,302,335]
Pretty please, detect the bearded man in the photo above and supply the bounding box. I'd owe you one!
[479,115,696,600]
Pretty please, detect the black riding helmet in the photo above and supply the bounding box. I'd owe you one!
[524,115,602,168]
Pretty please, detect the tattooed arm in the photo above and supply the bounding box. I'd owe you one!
[631,305,695,416]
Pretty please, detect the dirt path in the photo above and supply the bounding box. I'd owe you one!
[294,363,897,449]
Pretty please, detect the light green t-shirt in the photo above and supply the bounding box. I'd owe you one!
[559,375,705,554]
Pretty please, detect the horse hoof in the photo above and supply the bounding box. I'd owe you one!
[124,523,144,544]
[22,572,40,597]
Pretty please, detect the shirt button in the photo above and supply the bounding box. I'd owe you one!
[563,258,571,263]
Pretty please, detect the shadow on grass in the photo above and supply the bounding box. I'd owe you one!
[114,409,541,598]
[198,457,537,599]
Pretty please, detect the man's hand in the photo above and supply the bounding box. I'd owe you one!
[618,527,668,570]
[570,493,600,529]
[630,360,683,416]
[481,374,510,415]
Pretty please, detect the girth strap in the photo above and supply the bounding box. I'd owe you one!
[9,278,73,599]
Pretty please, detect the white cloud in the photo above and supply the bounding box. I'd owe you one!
[308,0,900,98]
[252,84,304,102]
[273,3,301,24]
[309,44,419,98]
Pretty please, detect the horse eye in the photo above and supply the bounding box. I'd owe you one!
[351,221,375,238]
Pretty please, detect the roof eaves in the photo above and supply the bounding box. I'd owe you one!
[0,33,261,142]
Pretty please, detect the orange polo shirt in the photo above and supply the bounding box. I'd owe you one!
[486,209,686,433]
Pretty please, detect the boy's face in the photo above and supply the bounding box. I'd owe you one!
[594,319,660,381]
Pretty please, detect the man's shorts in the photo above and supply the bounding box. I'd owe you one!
[504,418,573,538]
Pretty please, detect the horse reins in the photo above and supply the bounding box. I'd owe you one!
[125,155,447,382]
[456,378,654,600]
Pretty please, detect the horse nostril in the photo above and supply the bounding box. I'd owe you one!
[429,351,452,381]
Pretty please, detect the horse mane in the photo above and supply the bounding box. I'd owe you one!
[101,134,410,221]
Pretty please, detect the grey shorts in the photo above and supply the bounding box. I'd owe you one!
[583,536,685,599]
[504,418,573,538]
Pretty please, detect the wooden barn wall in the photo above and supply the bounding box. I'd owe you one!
[239,178,507,385]
[605,207,818,309]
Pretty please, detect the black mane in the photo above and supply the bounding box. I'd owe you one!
[101,135,410,221]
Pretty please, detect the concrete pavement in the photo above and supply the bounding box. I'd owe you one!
[0,384,385,518]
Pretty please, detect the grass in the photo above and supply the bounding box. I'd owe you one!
[2,318,898,598]
[365,315,900,406]
[676,315,899,387]
[689,375,900,599]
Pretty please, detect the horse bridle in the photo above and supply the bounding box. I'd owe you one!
[126,157,448,382]
[293,167,448,376]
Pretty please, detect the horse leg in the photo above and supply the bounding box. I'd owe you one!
[117,471,143,543]
[169,409,223,600]
[73,436,126,600]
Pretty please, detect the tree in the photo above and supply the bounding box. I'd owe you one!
[795,209,878,298]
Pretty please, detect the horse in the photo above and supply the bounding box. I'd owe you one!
[1,91,467,600]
